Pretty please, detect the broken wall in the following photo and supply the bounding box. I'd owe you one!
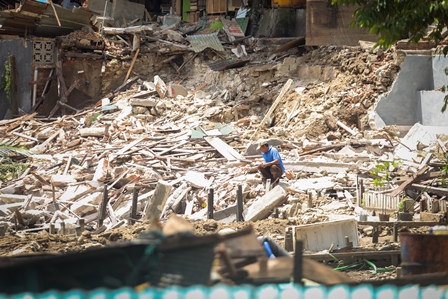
[256,8,305,38]
[375,54,448,128]
[305,0,378,46]
[0,39,33,119]
[417,91,448,126]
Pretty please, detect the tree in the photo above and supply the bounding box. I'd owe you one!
[331,0,448,51]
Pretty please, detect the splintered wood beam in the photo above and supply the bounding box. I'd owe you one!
[123,48,140,84]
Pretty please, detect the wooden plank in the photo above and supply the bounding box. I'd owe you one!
[410,184,448,197]
[389,165,430,197]
[250,79,292,140]
[204,136,246,161]
[243,256,353,284]
[357,221,440,227]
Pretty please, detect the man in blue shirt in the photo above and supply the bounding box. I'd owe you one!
[257,140,285,187]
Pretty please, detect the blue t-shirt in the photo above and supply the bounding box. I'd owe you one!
[262,146,285,174]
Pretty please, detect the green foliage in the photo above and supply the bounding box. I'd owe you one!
[370,160,401,187]
[0,141,29,182]
[331,0,448,50]
[397,200,404,210]
[0,157,28,182]
[0,141,30,158]
[0,57,13,99]
[441,152,448,187]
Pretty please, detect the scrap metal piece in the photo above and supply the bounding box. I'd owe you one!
[187,32,225,53]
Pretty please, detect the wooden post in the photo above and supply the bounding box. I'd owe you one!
[52,183,60,210]
[49,223,55,234]
[236,185,243,221]
[293,240,303,284]
[8,56,18,116]
[0,224,7,237]
[207,188,214,220]
[130,187,139,224]
[372,226,379,243]
[393,222,398,242]
[98,185,108,227]
[60,221,66,235]
[75,226,82,236]
[284,227,293,252]
[78,218,85,231]
[307,191,313,208]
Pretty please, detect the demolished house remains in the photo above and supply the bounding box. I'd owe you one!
[1,0,448,296]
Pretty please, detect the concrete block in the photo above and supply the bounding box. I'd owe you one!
[293,219,359,252]
[169,83,188,98]
[298,65,321,80]
[243,185,287,221]
[320,67,337,82]
[283,57,297,65]
[144,180,173,222]
[289,64,298,72]
[278,64,290,73]
[420,212,444,222]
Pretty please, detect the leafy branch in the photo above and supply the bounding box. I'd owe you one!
[0,140,30,182]
[0,56,13,100]
[370,160,401,187]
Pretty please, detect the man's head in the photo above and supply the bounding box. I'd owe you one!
[256,141,269,153]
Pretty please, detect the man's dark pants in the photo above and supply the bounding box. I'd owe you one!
[258,165,282,186]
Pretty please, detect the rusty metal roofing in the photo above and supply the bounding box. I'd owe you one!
[0,0,94,37]
[186,32,224,53]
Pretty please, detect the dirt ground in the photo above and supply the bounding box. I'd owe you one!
[0,218,432,283]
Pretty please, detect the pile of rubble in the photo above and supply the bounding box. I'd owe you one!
[0,21,448,260]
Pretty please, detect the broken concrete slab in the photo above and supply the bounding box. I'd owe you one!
[288,177,337,192]
[129,98,157,107]
[243,185,287,221]
[284,161,355,174]
[214,204,237,223]
[51,174,77,187]
[70,192,103,215]
[169,83,188,98]
[394,123,448,162]
[291,219,359,251]
[184,171,210,188]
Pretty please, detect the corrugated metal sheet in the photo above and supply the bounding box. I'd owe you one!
[187,32,225,52]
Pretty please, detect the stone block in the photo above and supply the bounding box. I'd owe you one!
[284,57,297,65]
[420,212,444,222]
